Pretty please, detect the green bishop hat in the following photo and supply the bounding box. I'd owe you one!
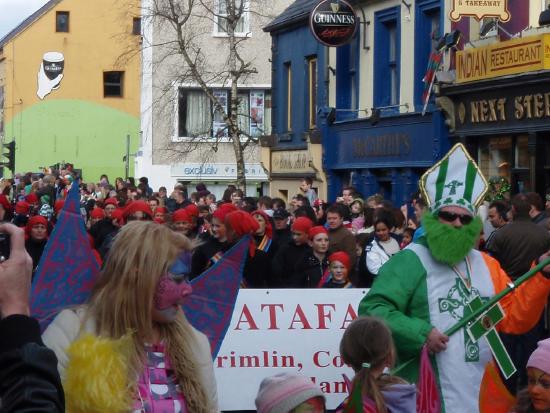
[420,143,488,214]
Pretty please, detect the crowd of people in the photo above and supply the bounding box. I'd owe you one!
[0,143,550,413]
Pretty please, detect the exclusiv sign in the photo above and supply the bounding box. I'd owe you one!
[310,0,358,47]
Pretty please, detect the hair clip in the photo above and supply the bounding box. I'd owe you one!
[362,362,371,369]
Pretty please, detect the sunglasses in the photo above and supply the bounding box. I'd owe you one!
[437,210,473,225]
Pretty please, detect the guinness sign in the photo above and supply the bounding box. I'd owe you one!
[310,0,358,47]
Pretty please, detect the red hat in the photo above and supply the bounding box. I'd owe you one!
[25,215,48,239]
[90,208,105,219]
[15,201,30,215]
[0,195,12,212]
[172,208,192,223]
[25,193,38,204]
[185,204,200,218]
[104,197,118,207]
[155,207,167,214]
[225,210,260,237]
[328,251,351,271]
[123,200,153,219]
[111,208,124,225]
[54,200,65,214]
[291,217,313,234]
[213,203,238,222]
[251,210,272,239]
[309,225,328,239]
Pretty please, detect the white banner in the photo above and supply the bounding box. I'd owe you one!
[215,289,368,410]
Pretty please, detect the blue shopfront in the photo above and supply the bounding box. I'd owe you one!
[323,111,450,206]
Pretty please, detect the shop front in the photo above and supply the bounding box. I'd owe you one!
[440,33,550,195]
[170,163,269,200]
[323,111,449,205]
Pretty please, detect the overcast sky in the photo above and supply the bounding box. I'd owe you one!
[0,0,50,39]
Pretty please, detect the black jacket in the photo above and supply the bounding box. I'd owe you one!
[271,242,312,287]
[0,315,65,412]
[190,233,229,279]
[295,252,329,288]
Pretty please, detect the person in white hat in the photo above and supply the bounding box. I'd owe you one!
[359,143,550,412]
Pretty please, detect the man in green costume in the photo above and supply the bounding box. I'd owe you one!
[359,143,550,412]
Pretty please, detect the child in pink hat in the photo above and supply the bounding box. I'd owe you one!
[512,338,550,412]
[255,373,325,413]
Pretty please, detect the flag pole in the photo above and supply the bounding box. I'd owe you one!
[392,258,550,377]
[444,257,550,337]
[422,74,436,116]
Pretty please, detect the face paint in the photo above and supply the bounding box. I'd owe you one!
[153,253,193,310]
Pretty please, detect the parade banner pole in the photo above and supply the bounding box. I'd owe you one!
[444,257,550,337]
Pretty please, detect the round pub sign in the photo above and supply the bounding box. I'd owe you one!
[310,0,358,47]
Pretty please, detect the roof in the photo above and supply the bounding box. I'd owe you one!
[0,0,63,48]
[263,0,320,33]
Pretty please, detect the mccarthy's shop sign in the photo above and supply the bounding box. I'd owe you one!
[450,0,510,22]
[454,82,550,131]
[456,34,550,83]
[310,0,358,47]
[271,150,316,174]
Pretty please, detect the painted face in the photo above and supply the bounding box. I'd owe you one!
[253,214,266,236]
[310,233,329,254]
[153,254,193,322]
[104,204,116,218]
[154,210,165,222]
[527,367,550,412]
[31,224,48,241]
[330,261,348,283]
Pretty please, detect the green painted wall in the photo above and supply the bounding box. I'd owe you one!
[4,100,140,182]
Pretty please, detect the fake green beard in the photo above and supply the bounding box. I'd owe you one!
[423,212,483,266]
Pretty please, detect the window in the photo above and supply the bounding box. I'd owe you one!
[176,88,268,140]
[415,1,441,108]
[374,7,400,109]
[214,0,249,35]
[56,11,69,32]
[336,33,359,119]
[307,57,317,128]
[284,62,292,132]
[478,137,512,182]
[103,71,124,97]
[132,17,141,35]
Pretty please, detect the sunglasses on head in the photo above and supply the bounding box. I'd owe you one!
[437,210,473,225]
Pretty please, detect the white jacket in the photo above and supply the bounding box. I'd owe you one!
[365,238,400,275]
[42,307,219,412]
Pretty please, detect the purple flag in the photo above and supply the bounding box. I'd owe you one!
[31,180,100,331]
[183,236,249,358]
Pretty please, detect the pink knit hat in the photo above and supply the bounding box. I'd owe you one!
[527,338,550,374]
[255,373,325,413]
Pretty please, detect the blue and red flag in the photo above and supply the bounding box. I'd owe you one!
[422,51,443,114]
[183,236,249,358]
[31,180,100,331]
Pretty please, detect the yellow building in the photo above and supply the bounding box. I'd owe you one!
[0,0,141,180]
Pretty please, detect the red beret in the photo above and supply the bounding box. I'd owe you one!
[225,210,259,236]
[185,204,200,218]
[104,198,118,207]
[251,210,272,239]
[309,225,328,239]
[213,203,238,222]
[173,209,192,223]
[90,208,105,219]
[0,195,12,212]
[15,201,30,215]
[25,215,48,238]
[328,251,351,271]
[54,200,65,214]
[111,208,124,224]
[155,207,167,214]
[291,217,313,234]
[25,193,38,204]
[123,200,153,219]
